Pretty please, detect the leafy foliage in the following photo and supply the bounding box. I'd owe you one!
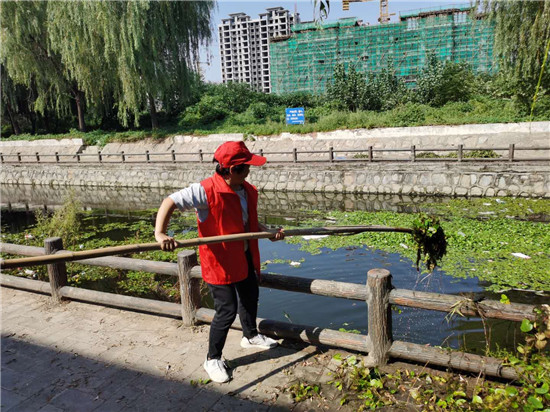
[411,214,447,271]
[315,346,550,411]
[326,63,408,112]
[1,1,213,131]
[480,0,550,106]
[287,381,321,402]
[415,52,475,107]
[33,193,82,248]
[285,198,550,292]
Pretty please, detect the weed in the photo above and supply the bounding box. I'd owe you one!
[287,381,321,402]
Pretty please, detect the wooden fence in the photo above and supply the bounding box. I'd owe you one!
[1,238,537,380]
[1,144,549,164]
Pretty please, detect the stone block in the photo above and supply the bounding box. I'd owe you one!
[478,174,493,187]
[455,187,468,196]
[470,186,483,196]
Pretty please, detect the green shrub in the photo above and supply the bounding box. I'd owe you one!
[415,52,475,107]
[33,193,82,247]
[389,103,428,126]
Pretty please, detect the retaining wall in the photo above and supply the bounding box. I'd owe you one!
[2,162,549,198]
[1,122,549,161]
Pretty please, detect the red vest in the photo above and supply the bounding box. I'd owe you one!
[197,173,261,285]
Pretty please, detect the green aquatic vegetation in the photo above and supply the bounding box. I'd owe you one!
[0,207,200,301]
[286,205,550,292]
[423,197,550,221]
[411,214,447,271]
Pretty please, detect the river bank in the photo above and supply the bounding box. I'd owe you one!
[2,161,549,198]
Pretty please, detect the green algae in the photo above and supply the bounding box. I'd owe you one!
[285,199,550,293]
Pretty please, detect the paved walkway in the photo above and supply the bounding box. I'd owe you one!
[1,287,348,411]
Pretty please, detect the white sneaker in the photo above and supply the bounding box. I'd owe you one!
[203,358,230,383]
[241,334,279,349]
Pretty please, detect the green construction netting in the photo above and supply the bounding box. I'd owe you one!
[270,9,495,94]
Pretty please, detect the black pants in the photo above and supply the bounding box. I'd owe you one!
[206,251,259,360]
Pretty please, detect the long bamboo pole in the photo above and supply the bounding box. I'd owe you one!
[0,226,412,270]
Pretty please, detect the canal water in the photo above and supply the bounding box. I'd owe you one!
[1,184,539,354]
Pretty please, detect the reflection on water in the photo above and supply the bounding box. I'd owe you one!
[0,183,537,353]
[1,182,448,216]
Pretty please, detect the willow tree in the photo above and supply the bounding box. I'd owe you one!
[1,66,22,135]
[0,1,88,131]
[46,1,118,130]
[480,0,550,105]
[2,1,214,132]
[96,1,214,128]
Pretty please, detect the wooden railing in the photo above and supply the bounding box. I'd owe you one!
[0,238,537,380]
[1,144,549,164]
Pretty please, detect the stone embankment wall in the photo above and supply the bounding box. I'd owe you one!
[2,162,549,198]
[1,121,549,161]
[1,121,549,197]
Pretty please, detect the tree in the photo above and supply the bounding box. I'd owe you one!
[327,64,368,111]
[368,63,408,110]
[415,52,474,107]
[1,1,214,132]
[46,2,118,130]
[1,67,22,135]
[0,2,87,131]
[99,1,214,128]
[479,0,550,105]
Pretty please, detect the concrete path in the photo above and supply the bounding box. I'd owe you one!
[1,287,346,411]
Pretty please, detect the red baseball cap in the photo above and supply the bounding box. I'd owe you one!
[214,141,266,168]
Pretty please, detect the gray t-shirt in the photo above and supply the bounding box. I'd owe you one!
[169,183,248,225]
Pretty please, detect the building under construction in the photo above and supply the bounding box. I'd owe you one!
[270,5,495,94]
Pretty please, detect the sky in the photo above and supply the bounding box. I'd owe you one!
[200,0,466,83]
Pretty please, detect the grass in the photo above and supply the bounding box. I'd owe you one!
[2,97,547,147]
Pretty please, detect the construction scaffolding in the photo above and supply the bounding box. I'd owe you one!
[270,5,495,94]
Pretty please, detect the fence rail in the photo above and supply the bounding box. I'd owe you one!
[1,239,537,380]
[1,144,549,165]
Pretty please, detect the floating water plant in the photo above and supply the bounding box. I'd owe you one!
[411,214,447,271]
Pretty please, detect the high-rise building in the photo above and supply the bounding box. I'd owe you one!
[219,7,300,93]
[270,5,495,94]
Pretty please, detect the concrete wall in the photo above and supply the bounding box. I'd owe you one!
[1,122,548,162]
[2,162,549,198]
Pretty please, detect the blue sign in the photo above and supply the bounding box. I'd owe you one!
[285,107,305,125]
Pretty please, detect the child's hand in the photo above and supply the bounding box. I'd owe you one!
[155,232,177,251]
[270,228,285,242]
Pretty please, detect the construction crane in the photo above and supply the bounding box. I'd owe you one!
[343,0,394,24]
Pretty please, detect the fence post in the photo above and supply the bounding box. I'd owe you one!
[458,144,463,162]
[121,151,125,163]
[199,149,203,163]
[508,144,515,162]
[98,151,102,163]
[45,237,68,303]
[364,268,393,366]
[368,146,373,162]
[410,145,416,163]
[146,150,150,163]
[17,152,22,163]
[55,152,59,163]
[329,146,334,163]
[35,152,40,163]
[171,149,176,163]
[177,250,200,326]
[293,148,298,163]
